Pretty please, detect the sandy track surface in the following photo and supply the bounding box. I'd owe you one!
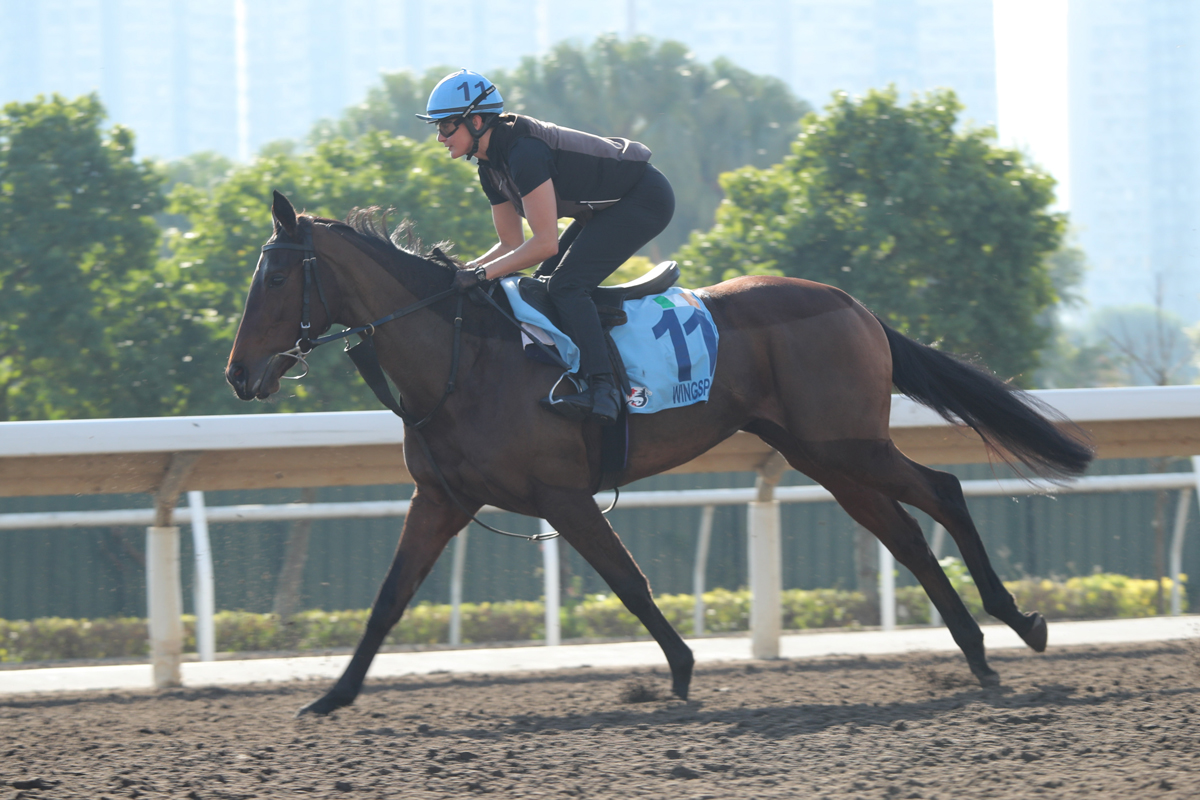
[2,641,1198,799]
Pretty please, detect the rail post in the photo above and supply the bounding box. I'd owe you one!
[450,527,468,645]
[1169,487,1190,616]
[749,451,786,658]
[147,452,200,688]
[693,505,715,635]
[878,539,896,631]
[187,491,215,662]
[541,519,560,646]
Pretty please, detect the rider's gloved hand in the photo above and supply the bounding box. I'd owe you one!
[454,264,488,292]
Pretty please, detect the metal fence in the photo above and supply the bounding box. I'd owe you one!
[2,458,1197,624]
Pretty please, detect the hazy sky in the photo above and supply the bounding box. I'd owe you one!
[993,0,1069,209]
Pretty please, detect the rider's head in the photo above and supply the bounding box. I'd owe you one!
[417,69,504,160]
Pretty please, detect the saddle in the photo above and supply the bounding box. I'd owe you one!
[515,260,680,395]
[515,260,681,335]
[515,261,681,492]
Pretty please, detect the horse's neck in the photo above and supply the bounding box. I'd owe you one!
[334,248,460,412]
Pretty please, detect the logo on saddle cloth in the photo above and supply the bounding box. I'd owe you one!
[500,281,719,415]
[627,385,651,409]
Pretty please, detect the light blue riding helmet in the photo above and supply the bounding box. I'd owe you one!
[416,69,505,122]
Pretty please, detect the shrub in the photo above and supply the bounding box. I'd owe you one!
[0,571,1185,663]
[0,617,148,662]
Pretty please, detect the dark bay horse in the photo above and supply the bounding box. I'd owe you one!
[227,192,1092,716]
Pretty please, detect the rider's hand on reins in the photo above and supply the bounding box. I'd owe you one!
[453,264,488,293]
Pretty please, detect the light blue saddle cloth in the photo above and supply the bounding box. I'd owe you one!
[500,278,719,414]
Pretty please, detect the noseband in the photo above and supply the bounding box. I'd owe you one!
[261,223,333,379]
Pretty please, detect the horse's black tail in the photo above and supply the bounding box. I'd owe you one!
[876,314,1094,479]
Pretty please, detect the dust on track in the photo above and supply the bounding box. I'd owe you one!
[2,640,1198,799]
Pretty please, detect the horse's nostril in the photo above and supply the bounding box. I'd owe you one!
[228,363,246,385]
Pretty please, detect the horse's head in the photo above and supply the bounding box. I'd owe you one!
[226,191,340,400]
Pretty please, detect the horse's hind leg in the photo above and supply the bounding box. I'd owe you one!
[802,468,1000,686]
[901,458,1046,650]
[538,486,695,700]
[298,486,471,716]
[803,438,1046,652]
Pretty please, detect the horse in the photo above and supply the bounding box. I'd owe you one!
[226,191,1093,716]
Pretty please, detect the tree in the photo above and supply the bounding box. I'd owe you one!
[0,94,173,419]
[312,37,810,256]
[676,87,1065,383]
[1090,298,1195,388]
[1032,237,1121,389]
[166,132,496,414]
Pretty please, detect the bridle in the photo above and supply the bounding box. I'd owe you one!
[260,220,457,396]
[258,219,578,540]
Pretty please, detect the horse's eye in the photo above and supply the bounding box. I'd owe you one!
[268,273,286,287]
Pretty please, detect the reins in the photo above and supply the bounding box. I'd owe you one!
[264,221,619,542]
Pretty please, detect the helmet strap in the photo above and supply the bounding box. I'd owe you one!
[456,84,499,160]
[463,114,497,160]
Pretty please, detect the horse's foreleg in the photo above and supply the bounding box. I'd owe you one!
[539,488,695,700]
[298,488,471,716]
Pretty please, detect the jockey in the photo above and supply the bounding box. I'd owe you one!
[418,69,675,425]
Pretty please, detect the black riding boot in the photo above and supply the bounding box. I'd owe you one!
[588,373,622,424]
[541,373,623,425]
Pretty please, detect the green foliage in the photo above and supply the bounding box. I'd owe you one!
[493,37,808,255]
[1,573,1183,662]
[0,616,148,662]
[314,37,808,257]
[677,87,1066,383]
[0,94,178,419]
[0,93,502,420]
[163,132,496,414]
[1006,573,1187,620]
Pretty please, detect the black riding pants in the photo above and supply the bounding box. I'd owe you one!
[538,164,675,377]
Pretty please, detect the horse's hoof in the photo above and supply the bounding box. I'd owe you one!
[296,693,348,717]
[974,668,1002,688]
[671,657,694,701]
[1020,612,1048,652]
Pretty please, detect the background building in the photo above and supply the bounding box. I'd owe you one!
[1,0,997,162]
[1069,0,1200,322]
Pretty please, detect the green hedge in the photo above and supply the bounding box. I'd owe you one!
[0,567,1185,664]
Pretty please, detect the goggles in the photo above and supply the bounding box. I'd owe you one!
[436,117,463,138]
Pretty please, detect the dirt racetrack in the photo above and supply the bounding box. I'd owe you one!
[2,640,1199,799]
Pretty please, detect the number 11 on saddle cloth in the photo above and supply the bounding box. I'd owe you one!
[501,278,719,414]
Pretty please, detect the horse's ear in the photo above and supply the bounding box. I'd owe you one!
[272,190,298,237]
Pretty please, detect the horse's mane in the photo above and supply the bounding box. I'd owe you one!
[308,208,512,340]
[310,207,460,290]
[344,208,459,267]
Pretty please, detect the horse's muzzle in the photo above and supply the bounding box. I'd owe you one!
[226,361,258,401]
